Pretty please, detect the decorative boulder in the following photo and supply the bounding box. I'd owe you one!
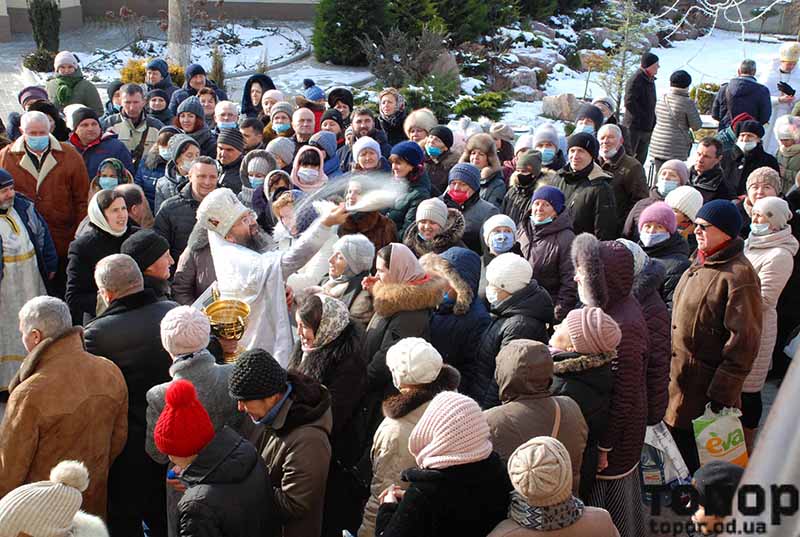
[510,86,545,102]
[515,48,566,73]
[578,49,607,71]
[542,93,582,121]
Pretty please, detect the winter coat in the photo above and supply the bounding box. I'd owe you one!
[484,343,588,493]
[458,147,506,210]
[364,275,446,398]
[148,106,175,126]
[65,222,137,322]
[517,210,577,321]
[378,111,408,146]
[759,59,800,154]
[441,191,500,255]
[622,187,663,241]
[338,210,398,253]
[623,68,657,131]
[721,143,780,196]
[600,149,649,231]
[480,169,507,210]
[154,182,202,264]
[218,155,244,194]
[666,238,763,430]
[488,508,619,537]
[168,80,228,116]
[478,280,554,408]
[650,87,703,161]
[424,149,460,195]
[46,69,104,115]
[632,260,671,425]
[358,366,460,537]
[240,74,276,118]
[263,122,295,145]
[247,372,333,537]
[146,76,180,103]
[712,76,772,129]
[501,169,557,226]
[102,112,164,165]
[145,350,244,464]
[374,452,512,537]
[135,149,168,210]
[421,248,492,403]
[155,160,189,213]
[69,131,134,179]
[177,427,274,537]
[385,170,432,237]
[551,350,614,498]
[402,208,466,257]
[689,165,734,203]
[777,143,800,194]
[338,130,393,173]
[572,238,648,478]
[0,193,57,284]
[642,232,691,311]
[318,272,375,329]
[187,126,217,158]
[83,289,177,520]
[553,163,617,240]
[0,327,128,518]
[743,228,798,392]
[0,135,90,257]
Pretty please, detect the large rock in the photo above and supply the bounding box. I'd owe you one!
[430,51,459,79]
[578,49,608,71]
[515,48,566,73]
[586,27,615,47]
[509,67,540,88]
[530,21,557,39]
[510,85,545,102]
[542,93,582,121]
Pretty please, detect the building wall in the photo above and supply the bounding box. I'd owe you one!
[82,0,317,20]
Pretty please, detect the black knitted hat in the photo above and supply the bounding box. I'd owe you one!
[229,349,288,400]
[121,230,169,271]
[430,126,454,149]
[72,107,100,129]
[321,108,344,131]
[567,131,599,160]
[217,128,245,153]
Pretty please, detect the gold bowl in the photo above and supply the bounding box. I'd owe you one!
[203,299,250,362]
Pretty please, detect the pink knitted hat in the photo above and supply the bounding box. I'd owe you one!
[409,391,493,469]
[565,307,621,354]
[639,201,677,234]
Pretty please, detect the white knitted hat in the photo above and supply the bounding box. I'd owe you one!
[332,233,375,275]
[352,136,381,160]
[196,188,250,238]
[616,238,649,276]
[482,214,517,245]
[386,337,443,389]
[665,185,704,222]
[780,42,800,63]
[508,437,572,507]
[416,198,448,228]
[54,51,79,70]
[486,253,532,294]
[514,133,535,154]
[0,461,89,537]
[753,196,793,230]
[160,305,211,356]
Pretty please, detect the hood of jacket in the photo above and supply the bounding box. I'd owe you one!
[496,340,554,403]
[240,74,275,117]
[189,125,214,146]
[164,159,188,186]
[419,246,481,315]
[745,226,800,257]
[239,149,277,189]
[371,273,446,318]
[552,350,616,375]
[490,279,555,324]
[181,427,259,485]
[279,371,333,434]
[403,208,465,256]
[381,365,460,419]
[631,257,666,303]
[642,231,689,259]
[571,233,633,309]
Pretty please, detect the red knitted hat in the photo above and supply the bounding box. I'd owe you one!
[154,380,215,457]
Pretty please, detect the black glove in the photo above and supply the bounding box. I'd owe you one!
[778,81,796,96]
[709,400,725,413]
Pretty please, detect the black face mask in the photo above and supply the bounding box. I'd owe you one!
[517,173,535,186]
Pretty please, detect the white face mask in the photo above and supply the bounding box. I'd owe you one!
[297,168,320,184]
[737,140,757,153]
[577,281,590,306]
[486,286,501,306]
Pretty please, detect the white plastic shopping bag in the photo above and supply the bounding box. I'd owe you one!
[692,403,748,468]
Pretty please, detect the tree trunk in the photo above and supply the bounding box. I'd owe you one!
[167,0,191,67]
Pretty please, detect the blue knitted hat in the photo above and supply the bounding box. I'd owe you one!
[532,185,566,214]
[391,141,425,167]
[448,163,481,192]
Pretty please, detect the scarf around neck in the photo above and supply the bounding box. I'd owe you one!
[509,490,584,531]
[55,74,83,105]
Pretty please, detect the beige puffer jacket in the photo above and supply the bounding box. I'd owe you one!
[743,227,799,392]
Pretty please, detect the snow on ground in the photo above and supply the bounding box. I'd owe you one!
[75,24,306,82]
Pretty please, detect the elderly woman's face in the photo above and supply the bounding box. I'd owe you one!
[328,251,349,278]
[747,181,777,204]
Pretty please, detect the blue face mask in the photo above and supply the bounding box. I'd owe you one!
[273,123,290,133]
[532,216,553,226]
[98,176,119,190]
[490,231,515,254]
[249,176,265,189]
[540,148,556,165]
[750,222,771,236]
[26,135,49,152]
[657,179,679,197]
[426,146,442,158]
[640,231,670,247]
[218,122,237,130]
[578,124,595,135]
[111,104,121,113]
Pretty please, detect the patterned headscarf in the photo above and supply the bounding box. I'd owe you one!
[301,294,350,352]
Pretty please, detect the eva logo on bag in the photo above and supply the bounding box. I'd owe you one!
[705,429,746,458]
[692,403,749,468]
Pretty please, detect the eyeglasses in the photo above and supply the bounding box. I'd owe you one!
[695,223,713,231]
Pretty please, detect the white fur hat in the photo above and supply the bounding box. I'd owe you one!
[160,305,211,356]
[486,253,532,294]
[196,188,250,238]
[386,337,443,389]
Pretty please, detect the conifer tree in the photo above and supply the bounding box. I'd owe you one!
[313,0,388,65]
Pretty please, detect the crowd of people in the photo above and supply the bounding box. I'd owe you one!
[1,39,800,537]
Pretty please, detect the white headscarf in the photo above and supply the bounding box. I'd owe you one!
[88,191,127,237]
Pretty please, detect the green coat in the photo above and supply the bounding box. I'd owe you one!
[778,143,800,194]
[46,67,104,115]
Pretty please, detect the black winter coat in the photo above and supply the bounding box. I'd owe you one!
[479,280,554,408]
[154,182,202,264]
[378,111,408,146]
[502,180,537,226]
[712,76,772,129]
[600,149,649,230]
[690,166,734,203]
[553,163,617,240]
[188,126,217,158]
[219,155,244,194]
[178,427,275,537]
[642,232,691,311]
[441,192,500,255]
[83,289,177,520]
[623,68,657,131]
[65,222,137,323]
[721,143,780,196]
[375,452,512,537]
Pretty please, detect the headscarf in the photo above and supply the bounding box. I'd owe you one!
[96,157,126,179]
[88,190,127,237]
[301,294,350,352]
[290,145,328,193]
[382,243,427,284]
